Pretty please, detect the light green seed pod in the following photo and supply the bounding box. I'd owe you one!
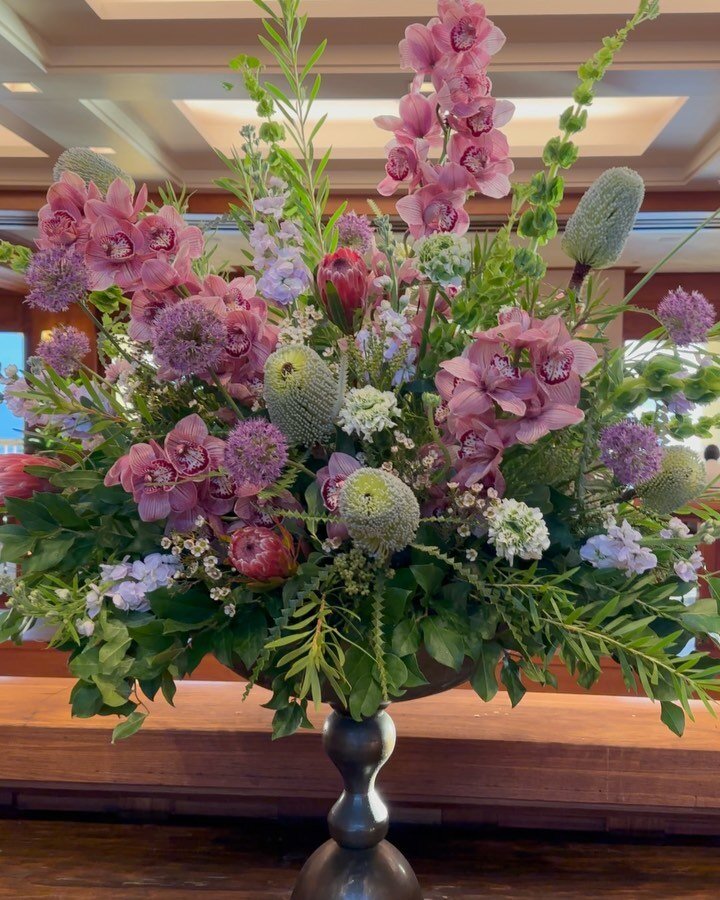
[53,148,135,195]
[338,467,420,557]
[263,345,340,446]
[638,446,705,515]
[562,167,645,270]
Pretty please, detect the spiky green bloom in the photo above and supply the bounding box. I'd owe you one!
[562,167,644,269]
[638,447,705,515]
[53,148,135,194]
[263,345,340,445]
[416,233,471,288]
[338,468,420,557]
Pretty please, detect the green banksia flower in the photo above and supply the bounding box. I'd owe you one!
[338,467,420,557]
[562,167,644,270]
[53,148,135,194]
[263,345,340,446]
[638,447,705,515]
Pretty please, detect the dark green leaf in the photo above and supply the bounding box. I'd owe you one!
[421,617,464,670]
[660,700,685,737]
[470,641,502,702]
[111,711,147,743]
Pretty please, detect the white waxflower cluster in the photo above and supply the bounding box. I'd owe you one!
[278,304,324,345]
[338,386,399,441]
[485,498,550,565]
[161,522,222,581]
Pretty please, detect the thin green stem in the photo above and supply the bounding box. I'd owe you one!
[418,285,438,365]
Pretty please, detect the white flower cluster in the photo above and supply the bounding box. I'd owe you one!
[161,521,222,581]
[338,386,399,441]
[278,304,324,346]
[486,498,550,565]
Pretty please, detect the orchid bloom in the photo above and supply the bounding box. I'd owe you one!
[85,215,148,291]
[431,0,506,69]
[399,22,444,74]
[84,178,148,225]
[375,92,444,153]
[377,143,422,197]
[449,98,515,137]
[37,172,99,251]
[448,131,514,198]
[524,315,599,402]
[396,179,469,238]
[164,413,225,481]
[433,64,492,117]
[138,205,204,260]
[316,452,362,542]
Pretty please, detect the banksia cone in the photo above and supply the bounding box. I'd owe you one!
[638,446,705,515]
[53,147,135,194]
[263,345,340,446]
[338,467,420,556]
[562,167,644,289]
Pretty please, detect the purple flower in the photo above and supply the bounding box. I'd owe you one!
[599,420,662,486]
[580,519,658,577]
[257,248,312,306]
[151,299,227,377]
[658,287,715,346]
[25,248,90,312]
[35,326,90,377]
[337,211,375,254]
[253,195,287,219]
[674,550,704,583]
[667,392,694,416]
[224,418,288,495]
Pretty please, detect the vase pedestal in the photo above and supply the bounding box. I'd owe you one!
[291,706,422,900]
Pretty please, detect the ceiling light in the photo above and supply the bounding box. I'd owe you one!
[2,82,41,93]
[88,146,116,154]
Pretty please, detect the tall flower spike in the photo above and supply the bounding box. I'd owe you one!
[53,147,135,195]
[638,447,706,515]
[338,467,420,557]
[263,345,341,446]
[562,167,645,291]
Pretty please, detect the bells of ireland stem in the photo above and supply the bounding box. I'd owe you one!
[638,446,706,515]
[263,344,342,446]
[53,147,136,195]
[316,248,369,334]
[562,167,645,292]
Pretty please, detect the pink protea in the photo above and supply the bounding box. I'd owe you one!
[317,248,370,333]
[396,181,469,238]
[85,215,148,291]
[431,0,505,68]
[0,454,62,505]
[375,92,444,153]
[164,413,225,481]
[105,440,197,522]
[228,525,297,583]
[377,143,422,197]
[448,131,514,198]
[138,205,204,261]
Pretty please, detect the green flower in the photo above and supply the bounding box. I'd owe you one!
[638,447,706,515]
[338,468,420,556]
[417,234,471,289]
[53,147,135,194]
[263,345,340,446]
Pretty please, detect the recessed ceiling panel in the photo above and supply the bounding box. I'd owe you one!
[0,124,47,158]
[174,96,687,160]
[84,0,720,19]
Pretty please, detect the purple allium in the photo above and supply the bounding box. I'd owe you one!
[35,325,90,377]
[25,248,90,312]
[337,211,375,254]
[151,299,227,377]
[224,418,288,492]
[599,420,662,486]
[657,287,715,346]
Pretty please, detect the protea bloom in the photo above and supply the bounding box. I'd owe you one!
[0,454,62,505]
[316,248,369,333]
[228,525,297,583]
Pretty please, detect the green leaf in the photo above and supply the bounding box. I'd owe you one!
[500,658,526,708]
[660,700,685,737]
[271,702,305,740]
[470,642,502,702]
[22,535,75,574]
[111,711,147,744]
[92,674,130,708]
[392,619,420,657]
[349,672,383,720]
[149,586,217,624]
[410,564,445,597]
[421,617,464,670]
[4,497,58,534]
[161,670,177,706]
[0,525,35,560]
[69,646,101,680]
[34,492,89,529]
[70,681,105,718]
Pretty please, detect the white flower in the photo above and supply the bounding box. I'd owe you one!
[75,618,95,637]
[674,550,704,583]
[337,386,400,441]
[486,499,550,565]
[660,517,691,540]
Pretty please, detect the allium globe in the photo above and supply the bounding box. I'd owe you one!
[151,299,227,377]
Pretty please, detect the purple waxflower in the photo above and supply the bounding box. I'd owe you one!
[151,298,227,377]
[25,248,90,312]
[337,211,375,254]
[224,418,288,496]
[35,325,90,377]
[657,287,715,346]
[599,420,662,486]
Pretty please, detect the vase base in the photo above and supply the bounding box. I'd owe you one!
[291,838,422,900]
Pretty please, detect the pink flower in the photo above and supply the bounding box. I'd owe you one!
[129,248,199,342]
[523,315,598,403]
[138,205,204,260]
[36,173,99,251]
[497,390,584,446]
[0,455,62,505]
[105,440,196,522]
[317,249,370,333]
[452,422,506,494]
[433,64,492,117]
[229,525,297,583]
[375,93,443,153]
[449,99,515,137]
[85,178,148,226]
[399,22,444,74]
[199,274,260,310]
[431,0,505,68]
[218,305,279,401]
[164,413,225,481]
[85,216,148,291]
[377,143,422,197]
[397,182,469,238]
[448,131,514,198]
[316,453,362,541]
[129,289,177,342]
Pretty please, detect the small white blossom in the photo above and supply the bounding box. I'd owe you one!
[75,618,95,637]
[486,499,550,565]
[337,386,399,441]
[661,517,692,540]
[465,548,478,562]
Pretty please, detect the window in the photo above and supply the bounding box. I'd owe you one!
[0,332,25,454]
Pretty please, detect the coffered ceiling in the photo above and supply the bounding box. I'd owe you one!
[0,0,719,273]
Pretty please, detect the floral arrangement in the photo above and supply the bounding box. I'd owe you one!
[2,0,720,742]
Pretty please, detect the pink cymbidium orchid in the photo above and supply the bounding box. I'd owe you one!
[448,130,514,198]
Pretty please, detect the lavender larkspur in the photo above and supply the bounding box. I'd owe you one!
[35,325,91,377]
[657,287,716,346]
[25,248,90,313]
[599,420,663,486]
